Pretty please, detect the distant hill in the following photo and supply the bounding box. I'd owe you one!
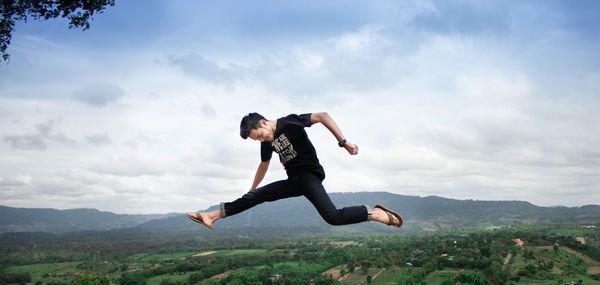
[138,192,600,234]
[0,206,176,233]
[2,192,599,234]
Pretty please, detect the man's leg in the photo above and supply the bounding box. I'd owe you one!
[189,179,301,228]
[221,179,301,218]
[296,173,368,226]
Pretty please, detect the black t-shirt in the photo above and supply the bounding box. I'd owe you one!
[261,113,325,179]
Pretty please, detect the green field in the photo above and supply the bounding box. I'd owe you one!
[340,267,381,284]
[2,225,599,284]
[423,269,458,284]
[273,260,333,274]
[365,267,413,285]
[506,245,600,285]
[132,249,270,260]
[131,251,197,262]
[5,261,82,283]
[212,248,268,257]
[147,271,200,285]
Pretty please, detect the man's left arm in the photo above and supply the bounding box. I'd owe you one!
[310,112,359,155]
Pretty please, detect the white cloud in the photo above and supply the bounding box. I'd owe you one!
[73,82,125,106]
[331,26,383,52]
[1,1,599,213]
[85,133,112,146]
[3,119,76,150]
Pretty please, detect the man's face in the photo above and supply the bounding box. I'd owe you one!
[248,120,273,142]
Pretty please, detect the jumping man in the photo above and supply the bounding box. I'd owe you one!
[188,112,403,229]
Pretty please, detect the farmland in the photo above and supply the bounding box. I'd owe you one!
[1,224,599,284]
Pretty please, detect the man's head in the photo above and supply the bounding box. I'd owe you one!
[240,113,274,142]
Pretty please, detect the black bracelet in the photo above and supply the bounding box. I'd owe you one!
[338,139,347,147]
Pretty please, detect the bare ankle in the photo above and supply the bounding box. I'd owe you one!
[370,208,385,223]
[208,211,221,221]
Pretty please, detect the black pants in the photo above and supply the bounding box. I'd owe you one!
[221,173,368,225]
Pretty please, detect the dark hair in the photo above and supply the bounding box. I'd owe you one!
[240,113,265,139]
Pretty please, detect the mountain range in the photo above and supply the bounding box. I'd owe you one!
[1,192,599,234]
[0,206,177,233]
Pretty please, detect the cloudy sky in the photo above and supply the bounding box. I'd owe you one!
[1,0,599,214]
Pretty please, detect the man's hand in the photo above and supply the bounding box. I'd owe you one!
[344,142,359,155]
[309,112,358,155]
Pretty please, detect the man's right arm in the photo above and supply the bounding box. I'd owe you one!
[250,160,270,191]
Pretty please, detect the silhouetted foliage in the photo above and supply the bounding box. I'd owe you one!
[0,0,115,62]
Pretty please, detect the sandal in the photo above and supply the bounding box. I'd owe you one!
[375,204,403,228]
[187,212,213,230]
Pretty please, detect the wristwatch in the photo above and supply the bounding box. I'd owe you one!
[338,139,347,147]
